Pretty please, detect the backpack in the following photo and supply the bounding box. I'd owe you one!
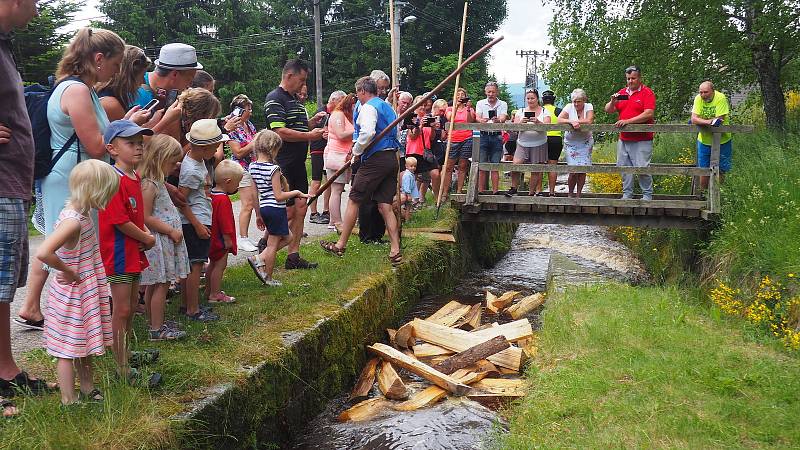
[24,76,81,180]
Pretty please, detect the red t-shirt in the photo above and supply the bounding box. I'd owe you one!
[405,125,433,157]
[446,106,473,143]
[98,167,149,275]
[615,85,656,141]
[209,190,237,261]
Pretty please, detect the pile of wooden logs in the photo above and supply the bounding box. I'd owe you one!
[339,291,545,422]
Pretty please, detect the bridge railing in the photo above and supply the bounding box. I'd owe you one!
[450,122,754,220]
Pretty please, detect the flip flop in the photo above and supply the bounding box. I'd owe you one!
[12,318,44,331]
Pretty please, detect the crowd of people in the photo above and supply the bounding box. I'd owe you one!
[0,0,733,416]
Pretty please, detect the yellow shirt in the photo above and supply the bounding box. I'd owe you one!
[543,104,561,137]
[692,91,731,145]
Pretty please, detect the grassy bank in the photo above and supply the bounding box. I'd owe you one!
[497,283,800,448]
[1,206,458,448]
[588,129,800,350]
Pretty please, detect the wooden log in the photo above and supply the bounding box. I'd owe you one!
[452,303,482,330]
[413,342,455,358]
[485,291,500,314]
[387,329,398,348]
[411,319,525,370]
[395,322,414,349]
[403,231,456,242]
[469,318,534,342]
[451,368,491,385]
[490,291,521,312]
[469,377,526,396]
[517,337,537,358]
[505,293,546,320]
[393,386,448,412]
[367,343,471,396]
[426,301,471,327]
[349,357,379,401]
[471,322,499,332]
[377,361,408,400]
[338,397,389,422]
[432,336,511,375]
[402,349,417,360]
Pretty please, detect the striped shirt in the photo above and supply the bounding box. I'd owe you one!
[249,161,285,208]
[264,86,309,168]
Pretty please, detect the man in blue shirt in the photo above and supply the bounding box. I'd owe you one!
[133,43,202,109]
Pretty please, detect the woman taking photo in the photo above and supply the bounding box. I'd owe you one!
[406,95,441,203]
[323,93,356,231]
[96,45,154,123]
[558,88,595,197]
[225,94,259,252]
[442,88,476,199]
[508,89,551,196]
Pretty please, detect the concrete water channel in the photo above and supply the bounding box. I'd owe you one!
[291,223,646,449]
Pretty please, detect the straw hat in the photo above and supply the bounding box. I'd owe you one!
[154,43,203,70]
[186,119,230,145]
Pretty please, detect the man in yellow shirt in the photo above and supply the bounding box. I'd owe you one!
[690,81,732,189]
[542,90,563,195]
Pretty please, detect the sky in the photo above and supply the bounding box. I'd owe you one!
[70,0,554,85]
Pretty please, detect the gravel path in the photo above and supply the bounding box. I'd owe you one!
[9,193,348,359]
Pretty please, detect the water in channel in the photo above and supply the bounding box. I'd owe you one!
[293,222,645,450]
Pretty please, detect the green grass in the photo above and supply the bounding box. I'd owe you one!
[497,283,800,449]
[0,205,456,449]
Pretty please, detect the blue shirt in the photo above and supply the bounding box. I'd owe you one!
[401,170,420,199]
[133,72,154,109]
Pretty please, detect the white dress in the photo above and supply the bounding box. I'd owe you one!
[563,102,594,166]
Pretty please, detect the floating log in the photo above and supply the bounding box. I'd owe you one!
[411,319,525,370]
[470,319,533,343]
[393,386,448,411]
[427,301,471,327]
[413,343,455,358]
[349,357,379,401]
[505,293,546,320]
[395,322,414,349]
[377,361,409,400]
[403,231,456,242]
[516,337,537,358]
[468,378,526,397]
[471,322,499,332]
[338,397,389,422]
[432,336,510,375]
[452,303,482,330]
[451,368,492,385]
[367,343,471,396]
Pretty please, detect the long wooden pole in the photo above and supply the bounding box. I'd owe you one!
[435,2,469,212]
[306,35,505,205]
[389,0,398,89]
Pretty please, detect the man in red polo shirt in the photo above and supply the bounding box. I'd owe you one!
[604,66,656,200]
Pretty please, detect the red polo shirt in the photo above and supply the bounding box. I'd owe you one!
[615,85,656,141]
[98,167,149,275]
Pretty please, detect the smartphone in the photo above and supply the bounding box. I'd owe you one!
[217,118,227,133]
[459,97,469,104]
[524,111,535,118]
[616,94,629,101]
[488,110,497,119]
[402,114,416,129]
[144,98,160,111]
[165,89,179,109]
[232,107,243,118]
[319,114,329,128]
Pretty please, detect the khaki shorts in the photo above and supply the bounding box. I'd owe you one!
[238,170,253,189]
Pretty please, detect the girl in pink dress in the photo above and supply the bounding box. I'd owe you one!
[37,160,120,405]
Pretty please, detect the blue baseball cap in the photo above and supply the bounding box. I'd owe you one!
[104,120,154,145]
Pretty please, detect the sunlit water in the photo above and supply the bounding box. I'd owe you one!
[292,222,644,450]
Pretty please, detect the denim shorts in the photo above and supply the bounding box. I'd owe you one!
[479,133,504,164]
[697,140,733,172]
[448,138,473,161]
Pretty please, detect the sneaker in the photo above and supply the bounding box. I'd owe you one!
[149,325,187,341]
[263,278,283,287]
[285,254,318,270]
[186,310,219,322]
[208,291,236,303]
[642,194,653,201]
[319,211,330,224]
[504,187,517,197]
[237,236,258,252]
[621,194,633,200]
[12,317,44,331]
[309,212,322,224]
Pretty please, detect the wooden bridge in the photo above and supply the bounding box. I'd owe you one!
[449,123,753,229]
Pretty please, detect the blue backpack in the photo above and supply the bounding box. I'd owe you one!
[24,76,82,180]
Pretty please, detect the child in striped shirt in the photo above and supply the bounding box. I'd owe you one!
[246,130,308,286]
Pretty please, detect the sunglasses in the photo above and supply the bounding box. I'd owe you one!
[625,66,641,74]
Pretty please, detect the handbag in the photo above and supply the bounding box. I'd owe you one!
[421,129,436,164]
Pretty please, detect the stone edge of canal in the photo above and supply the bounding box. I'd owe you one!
[169,222,518,449]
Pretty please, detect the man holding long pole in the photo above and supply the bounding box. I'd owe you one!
[320,77,402,265]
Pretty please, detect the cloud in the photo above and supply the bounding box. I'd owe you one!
[488,0,555,84]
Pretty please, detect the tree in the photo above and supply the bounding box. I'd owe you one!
[544,0,800,129]
[11,0,81,84]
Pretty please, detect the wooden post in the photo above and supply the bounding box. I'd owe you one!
[465,133,481,206]
[709,131,721,214]
[389,0,398,89]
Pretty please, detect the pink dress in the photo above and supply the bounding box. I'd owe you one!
[44,209,112,359]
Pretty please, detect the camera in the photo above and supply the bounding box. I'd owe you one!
[524,111,535,119]
[459,96,470,104]
[401,114,416,130]
[423,115,436,126]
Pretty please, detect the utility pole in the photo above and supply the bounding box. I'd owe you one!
[313,0,323,109]
[515,49,550,91]
[391,1,413,89]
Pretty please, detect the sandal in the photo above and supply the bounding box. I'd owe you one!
[388,252,403,266]
[12,317,44,331]
[6,371,54,396]
[79,388,104,403]
[1,398,17,418]
[247,256,269,284]
[320,240,345,257]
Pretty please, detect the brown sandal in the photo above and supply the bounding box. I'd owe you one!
[388,252,403,266]
[320,240,345,257]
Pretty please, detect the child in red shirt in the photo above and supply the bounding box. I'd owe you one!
[207,160,244,303]
[98,120,156,381]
